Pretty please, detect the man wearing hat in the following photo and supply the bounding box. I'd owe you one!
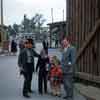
[18,39,40,98]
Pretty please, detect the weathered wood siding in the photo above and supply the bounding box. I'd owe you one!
[66,0,100,83]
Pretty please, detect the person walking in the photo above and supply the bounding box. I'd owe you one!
[18,39,40,98]
[61,37,76,100]
[11,40,17,55]
[36,43,49,95]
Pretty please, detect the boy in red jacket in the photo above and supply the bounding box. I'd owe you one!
[49,56,62,97]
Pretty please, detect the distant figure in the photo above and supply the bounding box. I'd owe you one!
[19,40,24,52]
[11,40,17,55]
[36,43,49,95]
[55,39,59,48]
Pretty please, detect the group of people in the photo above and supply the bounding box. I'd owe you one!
[10,39,24,55]
[18,37,76,100]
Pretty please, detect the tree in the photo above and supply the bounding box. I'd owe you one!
[8,25,16,36]
[30,17,36,32]
[16,13,46,33]
[22,14,31,33]
[33,14,46,33]
[13,23,19,33]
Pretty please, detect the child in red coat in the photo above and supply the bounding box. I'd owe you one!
[49,56,62,96]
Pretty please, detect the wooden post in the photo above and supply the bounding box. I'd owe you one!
[0,0,4,46]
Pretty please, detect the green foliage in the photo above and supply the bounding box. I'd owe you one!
[8,25,16,36]
[13,24,19,33]
[21,13,46,33]
[8,13,46,37]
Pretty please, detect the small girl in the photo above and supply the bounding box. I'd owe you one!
[49,56,62,96]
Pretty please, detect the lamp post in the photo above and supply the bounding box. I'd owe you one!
[49,8,54,48]
[51,8,54,23]
[63,9,64,21]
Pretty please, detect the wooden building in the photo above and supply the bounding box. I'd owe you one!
[66,0,100,83]
[0,25,7,46]
[48,21,66,47]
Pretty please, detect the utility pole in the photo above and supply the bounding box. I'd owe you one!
[0,0,4,46]
[63,9,64,21]
[0,0,6,49]
[50,8,54,48]
[51,8,54,23]
[1,0,3,26]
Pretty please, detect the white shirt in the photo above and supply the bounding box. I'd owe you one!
[26,49,32,63]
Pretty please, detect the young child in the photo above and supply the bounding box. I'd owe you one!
[49,56,62,97]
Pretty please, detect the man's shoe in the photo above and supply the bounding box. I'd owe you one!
[23,93,31,98]
[63,96,73,100]
[57,94,61,97]
[39,92,43,95]
[63,96,68,99]
[44,91,48,94]
[29,90,34,93]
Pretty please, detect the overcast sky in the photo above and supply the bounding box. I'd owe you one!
[1,0,66,26]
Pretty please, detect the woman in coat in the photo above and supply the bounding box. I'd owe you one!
[11,40,17,55]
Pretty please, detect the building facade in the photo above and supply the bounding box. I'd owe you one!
[48,21,66,47]
[0,25,7,46]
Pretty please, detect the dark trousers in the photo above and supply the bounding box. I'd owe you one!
[23,63,33,94]
[63,74,74,99]
[38,71,47,94]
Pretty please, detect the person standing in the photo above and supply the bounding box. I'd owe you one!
[36,43,49,95]
[61,37,76,100]
[18,39,40,98]
[55,39,59,48]
[19,40,24,52]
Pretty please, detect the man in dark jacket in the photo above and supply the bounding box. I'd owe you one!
[36,44,49,95]
[18,39,40,98]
